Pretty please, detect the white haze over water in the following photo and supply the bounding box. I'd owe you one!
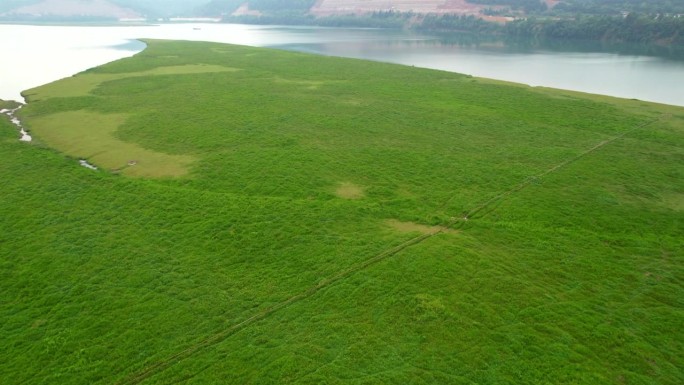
[1,23,683,106]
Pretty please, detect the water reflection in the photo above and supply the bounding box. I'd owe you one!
[272,33,684,106]
[0,23,682,106]
[504,37,684,61]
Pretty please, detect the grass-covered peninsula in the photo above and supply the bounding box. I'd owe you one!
[1,40,683,384]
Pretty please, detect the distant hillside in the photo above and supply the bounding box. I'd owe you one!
[198,0,505,17]
[0,0,140,20]
[5,0,682,22]
[310,0,484,16]
[2,0,681,46]
[204,0,683,47]
[0,0,209,21]
[114,0,209,18]
[552,0,684,15]
[200,0,684,18]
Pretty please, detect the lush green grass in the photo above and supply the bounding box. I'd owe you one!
[1,40,682,384]
[28,111,195,177]
[0,99,20,110]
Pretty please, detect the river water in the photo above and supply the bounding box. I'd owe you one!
[1,23,683,106]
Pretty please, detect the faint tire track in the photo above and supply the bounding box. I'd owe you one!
[118,115,664,385]
[462,116,663,221]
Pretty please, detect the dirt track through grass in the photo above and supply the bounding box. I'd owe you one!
[116,116,664,385]
[462,116,665,221]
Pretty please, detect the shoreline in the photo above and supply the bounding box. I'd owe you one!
[1,24,683,106]
[1,98,100,171]
[12,39,683,182]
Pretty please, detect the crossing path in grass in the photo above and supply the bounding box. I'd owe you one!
[456,116,665,221]
[117,115,665,385]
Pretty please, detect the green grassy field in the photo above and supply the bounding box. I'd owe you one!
[0,99,20,110]
[1,39,682,384]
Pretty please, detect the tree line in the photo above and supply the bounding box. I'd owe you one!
[205,0,684,47]
[506,14,684,46]
[550,0,684,16]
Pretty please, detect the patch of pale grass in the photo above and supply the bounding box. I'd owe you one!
[386,219,459,235]
[25,64,241,100]
[28,111,195,177]
[335,182,364,199]
[660,192,684,211]
[272,76,344,90]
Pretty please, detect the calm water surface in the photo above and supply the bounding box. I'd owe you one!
[1,23,683,106]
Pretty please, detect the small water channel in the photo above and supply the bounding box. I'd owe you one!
[1,105,99,170]
[1,105,31,142]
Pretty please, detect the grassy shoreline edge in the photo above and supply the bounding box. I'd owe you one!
[2,40,682,384]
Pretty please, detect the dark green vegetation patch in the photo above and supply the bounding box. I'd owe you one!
[2,40,683,384]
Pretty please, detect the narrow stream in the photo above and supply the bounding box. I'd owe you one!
[1,104,32,142]
[79,159,98,170]
[1,105,98,170]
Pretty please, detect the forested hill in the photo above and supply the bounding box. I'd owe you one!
[502,0,684,46]
[551,0,684,15]
[1,0,682,47]
[505,13,684,46]
[199,0,684,18]
[198,0,684,47]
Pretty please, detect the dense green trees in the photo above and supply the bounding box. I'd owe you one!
[553,0,684,15]
[507,14,684,45]
[467,0,547,13]
[4,0,682,47]
[200,0,684,47]
[418,14,502,34]
[247,0,315,11]
[198,0,314,17]
[465,0,684,16]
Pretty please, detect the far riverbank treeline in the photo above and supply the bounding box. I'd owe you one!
[2,0,682,47]
[505,14,684,46]
[221,11,684,47]
[198,0,684,47]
